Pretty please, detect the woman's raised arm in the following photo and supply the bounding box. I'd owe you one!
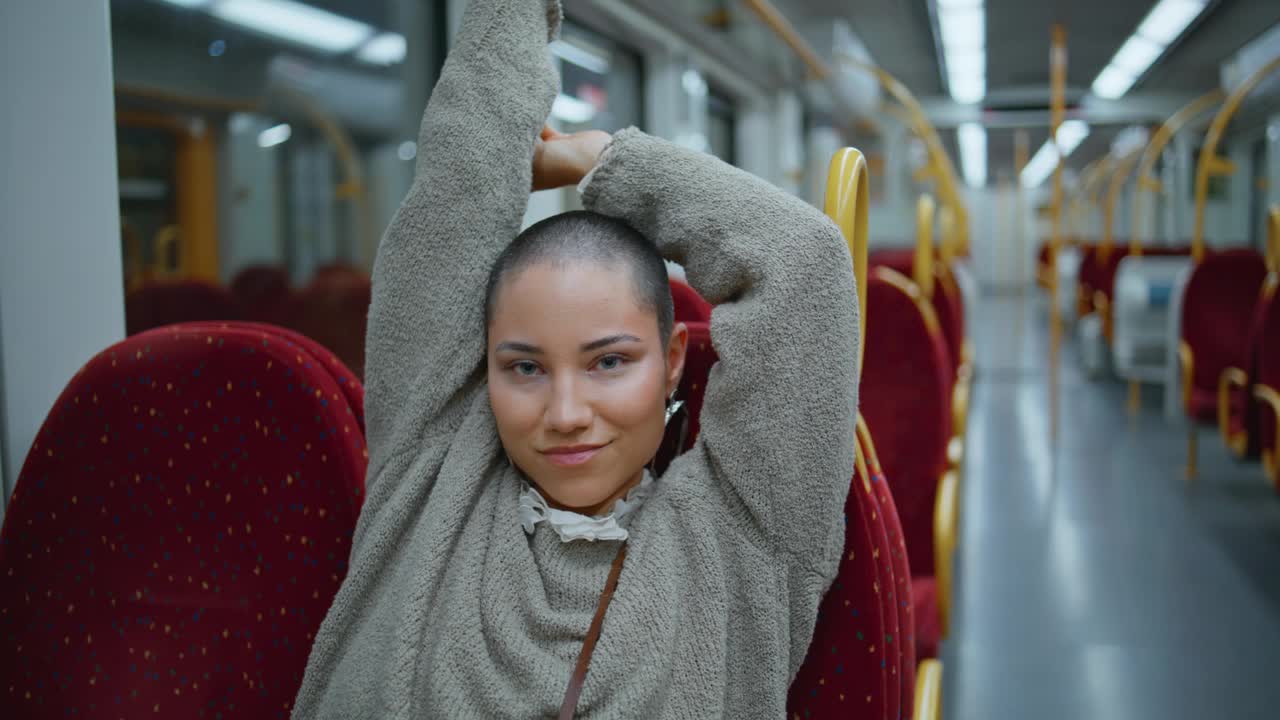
[363,0,562,475]
[582,129,860,569]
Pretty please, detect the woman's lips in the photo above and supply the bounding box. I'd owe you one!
[541,444,606,467]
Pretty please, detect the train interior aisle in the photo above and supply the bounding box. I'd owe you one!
[4,1,1280,719]
[952,294,1280,718]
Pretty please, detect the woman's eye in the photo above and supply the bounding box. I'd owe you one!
[595,355,626,372]
[511,361,542,377]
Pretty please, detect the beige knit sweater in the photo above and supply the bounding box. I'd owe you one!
[290,0,860,717]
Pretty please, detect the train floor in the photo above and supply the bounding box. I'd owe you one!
[945,293,1280,719]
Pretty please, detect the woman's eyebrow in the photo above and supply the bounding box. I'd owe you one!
[581,334,643,352]
[495,341,542,354]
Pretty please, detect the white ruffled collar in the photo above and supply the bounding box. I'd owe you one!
[518,471,654,543]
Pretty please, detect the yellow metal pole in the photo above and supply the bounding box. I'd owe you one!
[1050,23,1067,451]
[915,194,937,300]
[1192,56,1280,264]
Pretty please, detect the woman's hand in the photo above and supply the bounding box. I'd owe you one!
[532,126,611,191]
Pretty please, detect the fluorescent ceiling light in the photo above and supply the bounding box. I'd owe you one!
[257,123,292,148]
[211,0,374,54]
[551,94,596,125]
[1137,0,1209,45]
[1055,119,1090,155]
[948,71,985,105]
[1021,142,1061,188]
[1111,34,1164,75]
[157,0,212,7]
[550,39,610,75]
[947,50,984,77]
[939,5,985,51]
[1091,64,1137,99]
[356,32,406,65]
[958,122,987,187]
[937,0,983,7]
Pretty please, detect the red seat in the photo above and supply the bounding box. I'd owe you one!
[1076,244,1101,318]
[788,456,900,720]
[125,281,245,335]
[1179,249,1268,426]
[183,321,366,434]
[1252,283,1280,491]
[860,267,952,579]
[871,249,965,382]
[283,275,372,380]
[863,424,918,716]
[230,266,293,325]
[669,279,712,323]
[0,325,367,719]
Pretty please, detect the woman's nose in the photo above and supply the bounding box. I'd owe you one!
[546,376,593,434]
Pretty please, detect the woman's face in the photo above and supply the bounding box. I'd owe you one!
[487,261,687,515]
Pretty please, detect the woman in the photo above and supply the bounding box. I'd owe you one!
[292,0,859,717]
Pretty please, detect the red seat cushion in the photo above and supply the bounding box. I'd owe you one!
[789,470,896,720]
[911,576,941,660]
[0,325,367,719]
[1258,286,1280,491]
[669,279,712,323]
[1181,249,1268,423]
[230,265,293,323]
[861,268,952,577]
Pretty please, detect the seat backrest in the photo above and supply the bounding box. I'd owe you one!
[0,325,367,719]
[125,281,245,335]
[788,456,896,720]
[229,265,293,322]
[1259,286,1280,468]
[1180,249,1268,391]
[860,267,952,576]
[653,322,716,476]
[284,275,373,380]
[669,279,712,323]
[182,321,366,433]
[860,419,917,717]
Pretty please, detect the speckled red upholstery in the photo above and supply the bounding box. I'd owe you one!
[870,249,965,380]
[789,468,897,720]
[910,577,941,661]
[183,322,365,434]
[1223,276,1278,456]
[0,325,366,719]
[125,281,245,336]
[1180,249,1268,425]
[867,454,917,715]
[869,247,914,277]
[860,267,952,578]
[669,279,712,323]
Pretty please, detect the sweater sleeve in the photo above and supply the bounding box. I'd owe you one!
[581,128,860,568]
[361,0,562,479]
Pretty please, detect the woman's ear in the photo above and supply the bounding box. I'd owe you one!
[665,322,689,397]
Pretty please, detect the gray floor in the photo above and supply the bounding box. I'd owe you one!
[945,294,1280,720]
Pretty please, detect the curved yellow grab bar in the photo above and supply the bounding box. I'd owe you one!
[915,195,937,300]
[1131,90,1224,254]
[938,206,958,267]
[1100,147,1146,263]
[933,469,959,638]
[1254,384,1280,489]
[825,147,870,372]
[913,659,943,720]
[1193,56,1280,263]
[1267,205,1280,272]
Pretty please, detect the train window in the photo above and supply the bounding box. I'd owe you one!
[109,0,447,376]
[554,19,644,134]
[706,87,737,166]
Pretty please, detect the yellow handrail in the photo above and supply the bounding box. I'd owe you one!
[1100,147,1146,262]
[1192,56,1280,263]
[915,194,937,300]
[1268,205,1280,272]
[1130,90,1224,255]
[825,148,870,371]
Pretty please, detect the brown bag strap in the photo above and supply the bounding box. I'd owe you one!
[558,542,628,720]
